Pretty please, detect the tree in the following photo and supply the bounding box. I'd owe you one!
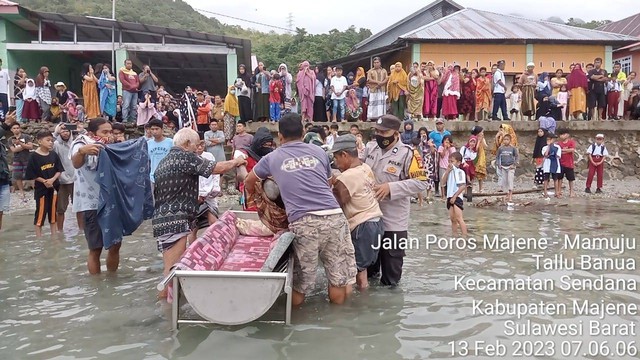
[566,18,612,30]
[19,0,371,68]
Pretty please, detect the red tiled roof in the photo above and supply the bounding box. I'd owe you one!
[597,13,640,37]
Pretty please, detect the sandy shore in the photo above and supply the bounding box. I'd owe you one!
[5,178,640,217]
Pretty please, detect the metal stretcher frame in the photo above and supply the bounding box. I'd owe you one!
[170,211,293,330]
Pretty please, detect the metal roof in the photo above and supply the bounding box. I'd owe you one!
[400,8,640,43]
[34,11,246,48]
[597,13,640,37]
[350,0,463,54]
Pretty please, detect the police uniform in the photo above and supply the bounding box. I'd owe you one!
[364,115,429,285]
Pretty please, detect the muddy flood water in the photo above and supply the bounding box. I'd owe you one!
[1,199,639,360]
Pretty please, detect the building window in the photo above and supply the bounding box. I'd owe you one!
[614,56,632,75]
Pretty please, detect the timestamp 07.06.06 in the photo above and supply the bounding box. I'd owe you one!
[449,340,638,357]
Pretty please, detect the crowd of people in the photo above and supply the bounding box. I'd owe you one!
[0,55,628,306]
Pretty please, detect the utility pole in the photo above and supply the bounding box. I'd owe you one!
[287,13,294,34]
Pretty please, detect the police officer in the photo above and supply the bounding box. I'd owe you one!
[365,114,428,286]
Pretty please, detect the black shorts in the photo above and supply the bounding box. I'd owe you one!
[83,210,104,250]
[34,190,58,226]
[446,197,464,211]
[587,91,606,109]
[351,220,383,271]
[543,173,561,181]
[559,166,575,181]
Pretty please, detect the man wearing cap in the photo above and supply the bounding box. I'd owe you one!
[491,60,510,121]
[245,113,357,305]
[364,115,429,286]
[519,62,537,119]
[429,119,451,149]
[330,134,384,290]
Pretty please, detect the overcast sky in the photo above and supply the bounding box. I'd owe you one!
[187,0,636,34]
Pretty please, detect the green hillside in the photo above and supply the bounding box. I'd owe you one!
[18,0,371,68]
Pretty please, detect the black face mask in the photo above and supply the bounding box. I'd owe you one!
[375,134,396,149]
[256,146,273,157]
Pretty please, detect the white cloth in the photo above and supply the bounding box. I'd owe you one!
[23,80,37,100]
[315,79,324,97]
[368,91,386,119]
[0,69,9,94]
[460,146,477,161]
[198,152,221,198]
[71,135,100,212]
[542,144,561,174]
[587,144,608,157]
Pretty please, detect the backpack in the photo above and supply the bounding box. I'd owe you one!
[589,144,605,156]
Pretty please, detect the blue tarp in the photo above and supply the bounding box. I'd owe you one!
[97,137,154,249]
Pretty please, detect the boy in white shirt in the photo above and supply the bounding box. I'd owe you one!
[330,65,348,122]
[585,134,609,194]
[442,152,467,236]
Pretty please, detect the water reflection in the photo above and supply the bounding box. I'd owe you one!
[0,199,638,359]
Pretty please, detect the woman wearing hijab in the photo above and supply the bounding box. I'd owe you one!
[345,89,362,121]
[279,63,293,110]
[81,63,101,119]
[441,65,461,120]
[353,67,366,100]
[313,68,328,122]
[551,69,567,97]
[98,64,117,119]
[223,86,239,141]
[423,61,440,120]
[460,69,477,121]
[237,64,253,123]
[417,127,436,200]
[533,128,548,186]
[21,79,41,121]
[471,126,487,192]
[35,66,52,121]
[254,64,271,122]
[407,65,424,119]
[296,60,316,122]
[460,135,478,193]
[567,64,588,120]
[387,62,408,118]
[536,72,552,102]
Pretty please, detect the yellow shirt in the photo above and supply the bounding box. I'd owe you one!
[336,163,383,230]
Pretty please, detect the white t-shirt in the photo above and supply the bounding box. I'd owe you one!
[315,79,324,97]
[71,137,100,212]
[587,143,608,157]
[330,76,348,100]
[446,167,466,199]
[460,146,477,161]
[493,69,506,94]
[0,69,9,94]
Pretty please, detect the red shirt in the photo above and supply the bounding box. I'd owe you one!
[558,139,575,168]
[269,81,282,103]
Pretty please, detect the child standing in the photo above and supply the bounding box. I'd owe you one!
[269,73,283,122]
[496,134,519,202]
[541,133,561,198]
[556,84,569,121]
[24,131,64,237]
[509,84,522,121]
[459,136,477,201]
[442,152,467,236]
[438,135,456,198]
[585,134,608,194]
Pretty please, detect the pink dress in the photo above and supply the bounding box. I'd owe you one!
[556,91,568,120]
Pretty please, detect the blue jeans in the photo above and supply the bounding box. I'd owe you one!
[0,184,9,212]
[122,91,138,122]
[15,99,24,123]
[332,98,345,120]
[269,102,281,121]
[492,93,509,120]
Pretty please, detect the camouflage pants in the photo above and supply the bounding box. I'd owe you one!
[288,213,357,294]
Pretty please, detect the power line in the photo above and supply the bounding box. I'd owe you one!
[287,13,294,33]
[194,8,291,33]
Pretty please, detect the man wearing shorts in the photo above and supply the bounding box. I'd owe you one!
[245,113,357,305]
[330,134,384,290]
[8,123,33,200]
[0,115,16,230]
[53,123,82,231]
[558,131,576,198]
[71,118,116,274]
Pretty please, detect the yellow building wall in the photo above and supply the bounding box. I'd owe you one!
[532,44,605,72]
[419,43,526,73]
